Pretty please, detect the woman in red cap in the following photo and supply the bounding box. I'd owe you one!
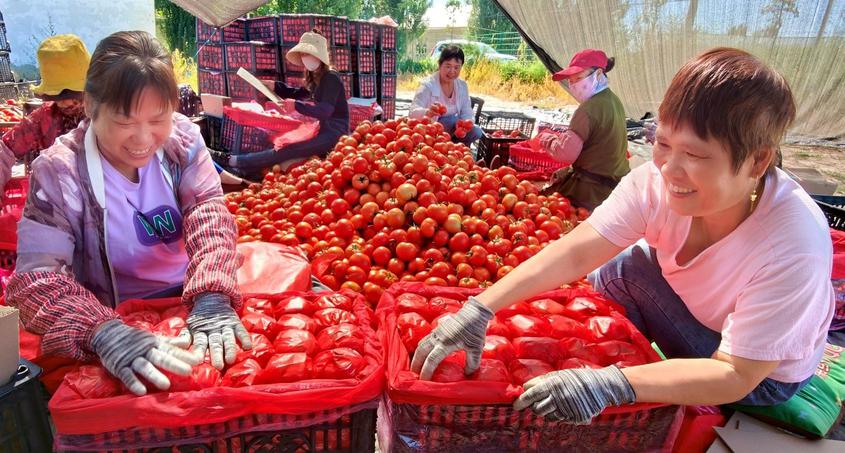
[540,49,630,210]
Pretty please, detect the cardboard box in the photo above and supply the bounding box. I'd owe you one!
[0,306,19,386]
[708,412,844,453]
[200,94,232,118]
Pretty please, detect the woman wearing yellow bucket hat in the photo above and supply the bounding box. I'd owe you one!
[229,29,349,177]
[0,34,90,192]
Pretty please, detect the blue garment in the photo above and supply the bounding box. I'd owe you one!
[588,242,811,406]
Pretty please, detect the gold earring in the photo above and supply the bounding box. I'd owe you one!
[750,186,758,204]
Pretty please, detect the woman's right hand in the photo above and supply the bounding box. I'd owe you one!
[410,297,494,380]
[427,102,446,118]
[91,320,200,396]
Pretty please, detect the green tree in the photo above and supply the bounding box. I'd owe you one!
[758,0,800,37]
[254,0,362,18]
[468,0,516,50]
[155,0,198,55]
[364,0,431,56]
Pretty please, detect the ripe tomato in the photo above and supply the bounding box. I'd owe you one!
[395,242,419,262]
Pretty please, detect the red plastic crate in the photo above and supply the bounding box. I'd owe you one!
[378,51,397,75]
[332,46,352,72]
[350,21,376,48]
[380,97,395,120]
[198,69,227,96]
[332,18,350,46]
[221,115,272,154]
[378,25,397,51]
[353,48,376,74]
[224,42,280,74]
[311,15,334,45]
[285,73,306,89]
[279,14,313,44]
[378,75,397,101]
[354,74,377,98]
[281,46,306,73]
[197,44,225,71]
[339,72,353,99]
[246,16,279,43]
[225,72,276,101]
[196,18,246,44]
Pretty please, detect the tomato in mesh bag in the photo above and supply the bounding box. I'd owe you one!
[509,359,554,385]
[313,347,367,379]
[274,313,318,334]
[427,296,462,318]
[313,308,357,332]
[470,358,510,382]
[562,296,610,320]
[588,341,647,367]
[273,295,315,317]
[587,316,630,341]
[486,317,511,337]
[124,320,154,332]
[432,352,469,383]
[528,298,565,315]
[235,332,275,367]
[482,335,516,364]
[504,314,551,338]
[241,312,276,338]
[257,353,313,383]
[513,337,563,362]
[161,305,189,320]
[67,366,122,399]
[273,329,317,355]
[397,312,432,353]
[557,358,602,370]
[396,293,428,315]
[559,337,592,361]
[153,316,186,337]
[496,301,532,319]
[166,363,221,392]
[222,358,262,388]
[242,297,275,316]
[547,315,594,340]
[314,293,354,311]
[122,310,161,326]
[316,323,365,352]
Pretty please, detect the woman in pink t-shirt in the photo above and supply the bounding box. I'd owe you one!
[410,48,834,423]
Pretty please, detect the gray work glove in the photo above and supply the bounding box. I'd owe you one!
[91,320,200,396]
[410,296,493,380]
[175,292,252,370]
[513,366,636,424]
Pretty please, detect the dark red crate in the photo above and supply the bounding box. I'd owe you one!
[279,14,313,44]
[378,75,397,101]
[332,46,352,72]
[353,47,376,74]
[226,72,276,101]
[221,115,272,154]
[224,42,280,74]
[311,15,334,45]
[339,72,353,99]
[196,18,246,44]
[246,16,279,43]
[378,25,397,51]
[285,72,306,89]
[332,17,350,46]
[380,97,396,120]
[197,44,225,71]
[378,51,397,75]
[281,46,306,73]
[198,69,227,96]
[350,21,376,48]
[354,74,377,99]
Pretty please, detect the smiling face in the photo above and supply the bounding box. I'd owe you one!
[439,57,463,83]
[87,87,173,181]
[652,121,768,221]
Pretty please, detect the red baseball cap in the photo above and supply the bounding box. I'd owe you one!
[552,49,609,81]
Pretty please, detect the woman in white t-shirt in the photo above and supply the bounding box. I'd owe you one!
[410,48,834,423]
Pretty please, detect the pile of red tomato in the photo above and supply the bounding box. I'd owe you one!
[225,116,588,304]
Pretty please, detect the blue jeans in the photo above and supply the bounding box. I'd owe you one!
[438,114,483,147]
[588,243,811,406]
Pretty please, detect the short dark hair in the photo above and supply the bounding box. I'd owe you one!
[439,45,465,66]
[85,31,178,118]
[658,47,795,173]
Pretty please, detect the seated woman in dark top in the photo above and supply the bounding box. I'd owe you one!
[229,30,349,175]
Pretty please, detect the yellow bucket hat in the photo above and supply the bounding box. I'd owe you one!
[286,31,331,68]
[32,34,91,96]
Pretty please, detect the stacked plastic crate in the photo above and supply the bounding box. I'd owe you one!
[350,20,378,99]
[0,10,17,100]
[196,18,247,98]
[376,24,398,119]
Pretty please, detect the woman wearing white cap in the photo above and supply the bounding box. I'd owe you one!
[229,30,349,175]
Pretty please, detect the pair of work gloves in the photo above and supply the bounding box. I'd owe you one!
[411,297,637,424]
[91,293,251,396]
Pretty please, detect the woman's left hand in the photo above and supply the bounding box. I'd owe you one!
[175,292,252,370]
[513,366,636,424]
[279,98,296,113]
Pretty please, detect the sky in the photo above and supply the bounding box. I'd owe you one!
[424,0,472,28]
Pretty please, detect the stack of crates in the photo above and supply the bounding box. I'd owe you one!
[376,24,398,119]
[196,18,247,97]
[350,20,378,99]
[0,9,17,100]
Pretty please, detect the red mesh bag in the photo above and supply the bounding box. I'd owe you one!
[512,337,563,363]
[397,312,431,352]
[313,308,358,332]
[562,296,611,320]
[314,293,354,311]
[427,296,462,319]
[124,320,154,332]
[165,363,221,392]
[160,305,189,320]
[274,313,317,335]
[240,312,276,338]
[548,315,594,340]
[257,352,313,384]
[316,323,365,352]
[241,297,275,316]
[66,366,122,399]
[223,104,320,150]
[313,348,367,379]
[272,329,317,355]
[122,310,160,326]
[153,317,186,337]
[481,335,515,364]
[273,295,315,317]
[503,314,551,338]
[496,301,532,319]
[588,340,648,367]
[396,293,428,315]
[432,353,468,383]
[221,358,261,388]
[509,359,554,385]
[559,337,592,361]
[470,359,510,382]
[588,316,631,341]
[528,298,566,315]
[235,332,275,366]
[485,317,510,337]
[557,357,602,370]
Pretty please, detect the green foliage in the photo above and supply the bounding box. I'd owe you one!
[496,60,547,84]
[254,0,363,18]
[468,0,516,42]
[155,0,197,56]
[366,0,431,56]
[398,57,437,74]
